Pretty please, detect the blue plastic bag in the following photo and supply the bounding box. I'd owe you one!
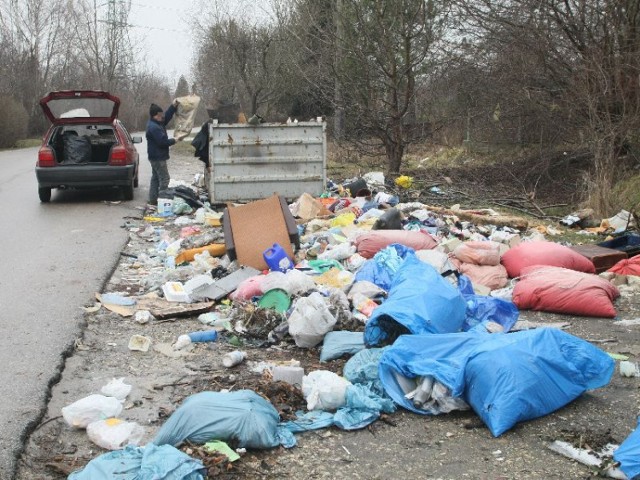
[354,244,413,291]
[68,444,205,480]
[379,329,614,436]
[457,274,519,332]
[364,253,467,347]
[614,417,640,479]
[153,390,294,449]
[320,331,365,362]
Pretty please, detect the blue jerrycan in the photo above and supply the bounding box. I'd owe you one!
[263,243,293,272]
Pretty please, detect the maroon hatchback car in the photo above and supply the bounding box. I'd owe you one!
[36,90,141,202]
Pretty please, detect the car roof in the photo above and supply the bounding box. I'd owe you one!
[39,90,120,125]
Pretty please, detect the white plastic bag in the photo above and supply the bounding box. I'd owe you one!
[100,378,132,401]
[61,394,123,429]
[87,418,145,450]
[287,292,337,348]
[345,253,367,272]
[317,242,357,261]
[302,370,351,411]
[282,269,316,295]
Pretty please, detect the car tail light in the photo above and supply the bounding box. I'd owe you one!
[37,146,56,167]
[109,146,130,166]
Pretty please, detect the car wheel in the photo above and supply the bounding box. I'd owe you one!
[38,187,51,203]
[134,173,139,188]
[122,181,134,201]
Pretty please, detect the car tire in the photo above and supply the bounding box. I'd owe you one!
[38,187,51,203]
[123,181,134,201]
[134,173,139,188]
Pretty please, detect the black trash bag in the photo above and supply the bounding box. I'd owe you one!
[174,185,203,208]
[63,133,92,164]
[158,186,203,209]
[372,208,403,230]
[191,121,210,166]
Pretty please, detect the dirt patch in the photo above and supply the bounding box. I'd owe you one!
[15,150,640,479]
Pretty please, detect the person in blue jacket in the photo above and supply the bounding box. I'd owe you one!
[146,101,179,207]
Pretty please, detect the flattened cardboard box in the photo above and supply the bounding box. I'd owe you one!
[226,195,295,270]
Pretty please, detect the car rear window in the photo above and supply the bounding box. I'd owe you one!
[47,98,115,119]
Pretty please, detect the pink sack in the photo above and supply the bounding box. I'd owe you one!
[512,265,619,318]
[354,230,438,259]
[608,256,640,276]
[459,263,508,291]
[453,241,501,266]
[229,275,265,302]
[501,241,595,278]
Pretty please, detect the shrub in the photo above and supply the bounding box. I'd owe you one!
[0,95,28,148]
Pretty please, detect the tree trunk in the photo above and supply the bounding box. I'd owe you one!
[385,136,404,174]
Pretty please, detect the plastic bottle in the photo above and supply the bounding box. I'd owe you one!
[187,330,218,342]
[412,376,435,408]
[222,351,246,368]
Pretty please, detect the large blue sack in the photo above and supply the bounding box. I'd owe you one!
[614,417,640,479]
[364,253,467,347]
[68,444,205,480]
[379,329,614,436]
[153,390,294,449]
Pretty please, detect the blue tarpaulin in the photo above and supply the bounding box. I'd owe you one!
[379,329,614,436]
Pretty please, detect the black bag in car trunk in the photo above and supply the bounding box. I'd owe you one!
[63,133,91,164]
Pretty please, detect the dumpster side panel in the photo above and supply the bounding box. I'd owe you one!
[207,122,326,202]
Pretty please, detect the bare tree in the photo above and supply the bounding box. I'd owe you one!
[70,0,135,92]
[281,0,451,174]
[0,0,73,132]
[456,0,640,214]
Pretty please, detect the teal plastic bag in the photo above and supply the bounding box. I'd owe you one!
[68,444,205,480]
[153,390,294,449]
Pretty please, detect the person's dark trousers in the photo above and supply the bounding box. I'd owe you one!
[149,159,170,204]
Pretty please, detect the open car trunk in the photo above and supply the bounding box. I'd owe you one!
[49,125,118,165]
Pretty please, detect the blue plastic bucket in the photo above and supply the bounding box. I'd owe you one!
[263,243,293,272]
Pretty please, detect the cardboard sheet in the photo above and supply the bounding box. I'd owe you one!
[226,195,294,270]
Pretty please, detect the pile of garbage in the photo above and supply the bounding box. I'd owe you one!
[65,174,640,479]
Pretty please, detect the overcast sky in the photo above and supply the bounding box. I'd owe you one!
[128,0,198,86]
[127,0,274,89]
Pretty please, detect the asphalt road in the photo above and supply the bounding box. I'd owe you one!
[0,141,152,479]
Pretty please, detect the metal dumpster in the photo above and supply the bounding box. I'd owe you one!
[206,121,326,202]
